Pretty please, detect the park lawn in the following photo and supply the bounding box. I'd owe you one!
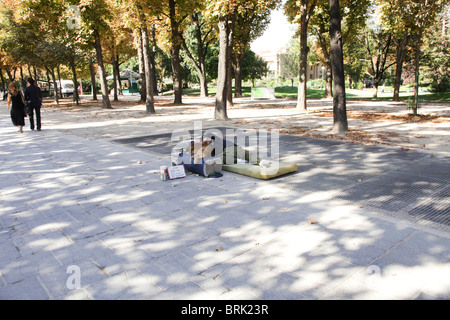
[276,85,449,101]
[182,86,253,97]
[181,86,325,99]
[176,85,449,102]
[275,86,325,99]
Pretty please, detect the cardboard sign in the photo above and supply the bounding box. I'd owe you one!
[168,165,186,180]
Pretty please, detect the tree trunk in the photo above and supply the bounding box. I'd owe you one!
[413,28,423,115]
[89,61,98,100]
[199,71,208,98]
[171,45,183,104]
[0,68,5,92]
[47,66,59,105]
[33,66,38,83]
[183,13,209,97]
[151,26,159,96]
[194,15,208,97]
[19,67,26,90]
[215,16,230,120]
[111,54,119,101]
[329,0,348,134]
[297,17,309,112]
[373,82,379,98]
[70,58,80,105]
[169,0,183,105]
[318,31,333,98]
[5,68,13,82]
[137,29,147,103]
[27,65,32,79]
[115,54,123,96]
[182,37,209,98]
[325,62,333,98]
[233,55,243,98]
[393,30,408,101]
[141,26,155,114]
[93,29,112,109]
[45,69,52,97]
[57,65,63,98]
[226,13,235,107]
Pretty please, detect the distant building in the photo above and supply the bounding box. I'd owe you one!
[256,47,324,81]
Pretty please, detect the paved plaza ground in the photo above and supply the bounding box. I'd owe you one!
[0,94,449,300]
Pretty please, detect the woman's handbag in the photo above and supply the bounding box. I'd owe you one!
[20,92,32,115]
[24,101,32,115]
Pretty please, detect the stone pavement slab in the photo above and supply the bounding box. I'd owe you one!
[0,111,449,300]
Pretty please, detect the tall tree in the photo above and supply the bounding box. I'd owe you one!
[329,0,348,134]
[285,0,317,112]
[205,0,235,119]
[120,0,157,113]
[168,0,183,104]
[364,27,395,97]
[8,0,69,104]
[206,0,280,120]
[151,0,203,105]
[233,7,275,98]
[409,0,442,114]
[310,0,370,98]
[215,14,230,119]
[421,8,449,93]
[376,0,414,101]
[88,56,98,100]
[134,2,155,113]
[280,42,300,88]
[141,24,156,113]
[77,0,113,109]
[241,49,269,87]
[181,12,216,97]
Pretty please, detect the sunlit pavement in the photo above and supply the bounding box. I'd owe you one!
[0,98,449,300]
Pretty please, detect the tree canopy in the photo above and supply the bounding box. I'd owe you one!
[0,0,447,128]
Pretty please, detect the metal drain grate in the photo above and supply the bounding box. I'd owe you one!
[406,186,450,228]
[396,160,450,182]
[334,172,450,231]
[335,172,447,210]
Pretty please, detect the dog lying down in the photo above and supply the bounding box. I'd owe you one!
[185,140,215,164]
[184,137,263,166]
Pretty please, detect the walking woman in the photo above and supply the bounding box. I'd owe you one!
[6,82,26,133]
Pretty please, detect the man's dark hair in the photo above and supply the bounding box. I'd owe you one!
[27,78,35,85]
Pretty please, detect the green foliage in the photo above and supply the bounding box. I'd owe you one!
[421,10,449,93]
[180,17,219,83]
[0,0,447,103]
[307,78,326,88]
[241,50,268,85]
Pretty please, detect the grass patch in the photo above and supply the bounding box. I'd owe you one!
[174,85,449,102]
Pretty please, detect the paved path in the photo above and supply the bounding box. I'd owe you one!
[0,101,449,300]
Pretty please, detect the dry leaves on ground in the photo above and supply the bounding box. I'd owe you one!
[315,111,450,123]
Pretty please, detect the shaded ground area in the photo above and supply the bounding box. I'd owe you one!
[114,128,450,232]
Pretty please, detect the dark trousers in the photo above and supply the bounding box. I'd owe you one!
[28,106,41,130]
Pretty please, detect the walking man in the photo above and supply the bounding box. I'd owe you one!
[24,78,42,131]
